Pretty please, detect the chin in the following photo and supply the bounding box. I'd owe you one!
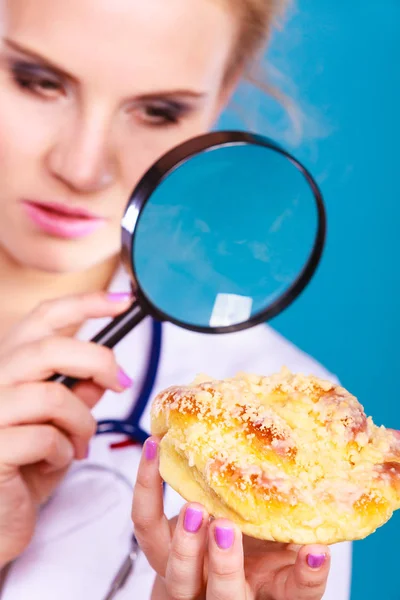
[23,254,95,274]
[18,251,103,275]
[6,235,120,275]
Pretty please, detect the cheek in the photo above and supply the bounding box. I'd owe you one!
[0,89,58,179]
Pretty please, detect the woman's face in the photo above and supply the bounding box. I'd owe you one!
[0,0,238,273]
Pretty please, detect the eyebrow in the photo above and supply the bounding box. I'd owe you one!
[3,37,78,82]
[3,37,208,102]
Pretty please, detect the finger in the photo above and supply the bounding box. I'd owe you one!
[73,380,105,410]
[0,336,132,391]
[0,425,74,472]
[285,545,331,600]
[0,291,132,351]
[0,383,97,460]
[207,519,247,600]
[151,576,169,600]
[165,503,208,599]
[131,438,171,575]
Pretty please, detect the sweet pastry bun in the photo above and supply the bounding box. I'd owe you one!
[151,368,400,545]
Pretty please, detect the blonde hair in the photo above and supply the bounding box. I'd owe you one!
[220,0,302,142]
[227,0,289,74]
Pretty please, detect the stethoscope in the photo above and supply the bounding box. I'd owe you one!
[96,318,163,445]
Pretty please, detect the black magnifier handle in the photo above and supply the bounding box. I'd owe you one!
[48,300,147,389]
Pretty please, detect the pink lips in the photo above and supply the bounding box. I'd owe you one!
[22,200,106,239]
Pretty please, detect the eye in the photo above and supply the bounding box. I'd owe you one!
[137,101,188,126]
[10,61,65,99]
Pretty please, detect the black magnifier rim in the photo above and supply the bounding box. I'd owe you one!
[121,130,326,335]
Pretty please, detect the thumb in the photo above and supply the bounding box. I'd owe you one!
[285,545,331,600]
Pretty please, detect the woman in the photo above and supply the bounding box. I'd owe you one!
[0,0,352,598]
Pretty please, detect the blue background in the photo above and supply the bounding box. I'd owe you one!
[219,2,399,599]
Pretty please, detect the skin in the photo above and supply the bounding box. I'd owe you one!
[0,0,331,597]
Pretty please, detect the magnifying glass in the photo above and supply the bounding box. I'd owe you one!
[50,130,326,388]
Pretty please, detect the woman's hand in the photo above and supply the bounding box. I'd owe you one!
[0,291,133,566]
[132,438,331,600]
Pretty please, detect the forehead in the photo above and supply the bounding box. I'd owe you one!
[2,0,237,93]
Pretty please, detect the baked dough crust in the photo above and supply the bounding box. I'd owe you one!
[151,368,400,544]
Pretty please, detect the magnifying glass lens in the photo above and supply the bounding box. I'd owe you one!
[134,143,319,329]
[49,133,325,390]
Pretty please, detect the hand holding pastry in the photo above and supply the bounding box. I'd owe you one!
[132,368,399,599]
[132,437,331,600]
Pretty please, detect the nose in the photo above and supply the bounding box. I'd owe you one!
[45,108,116,194]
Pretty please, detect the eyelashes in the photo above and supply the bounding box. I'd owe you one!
[140,100,189,126]
[10,60,64,96]
[8,59,190,127]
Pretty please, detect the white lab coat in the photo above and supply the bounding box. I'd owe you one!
[0,268,352,599]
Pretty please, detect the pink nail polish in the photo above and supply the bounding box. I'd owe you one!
[215,526,234,550]
[118,368,133,389]
[108,292,132,302]
[184,507,203,533]
[145,440,158,461]
[307,554,326,569]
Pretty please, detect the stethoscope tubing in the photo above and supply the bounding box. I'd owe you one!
[96,319,163,442]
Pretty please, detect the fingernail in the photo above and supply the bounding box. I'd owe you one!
[145,440,158,461]
[108,292,132,302]
[184,506,203,533]
[118,368,133,389]
[307,554,326,569]
[84,447,90,459]
[215,526,234,550]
